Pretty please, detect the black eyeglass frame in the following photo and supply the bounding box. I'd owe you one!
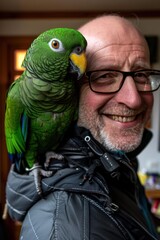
[85,69,160,94]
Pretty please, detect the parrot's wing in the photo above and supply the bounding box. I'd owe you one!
[5,80,28,165]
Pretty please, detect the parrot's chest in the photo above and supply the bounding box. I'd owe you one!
[20,77,77,118]
[29,108,75,151]
[20,78,77,150]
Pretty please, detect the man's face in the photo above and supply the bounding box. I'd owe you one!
[78,20,153,152]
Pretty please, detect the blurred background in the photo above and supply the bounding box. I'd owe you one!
[0,0,160,239]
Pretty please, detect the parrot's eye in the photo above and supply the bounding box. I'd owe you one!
[52,40,59,49]
[74,46,82,54]
[48,38,64,52]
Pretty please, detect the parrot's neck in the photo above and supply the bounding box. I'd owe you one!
[19,71,77,117]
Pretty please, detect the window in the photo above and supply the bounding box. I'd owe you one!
[14,50,26,80]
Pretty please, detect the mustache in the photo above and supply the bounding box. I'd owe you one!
[99,103,147,116]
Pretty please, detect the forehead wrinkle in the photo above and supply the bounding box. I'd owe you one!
[89,42,147,54]
[87,43,149,70]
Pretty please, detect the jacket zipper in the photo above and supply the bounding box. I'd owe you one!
[83,194,134,240]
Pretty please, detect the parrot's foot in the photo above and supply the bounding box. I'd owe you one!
[45,151,64,169]
[26,163,53,196]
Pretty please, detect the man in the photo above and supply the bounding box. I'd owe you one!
[78,15,152,153]
[6,15,160,239]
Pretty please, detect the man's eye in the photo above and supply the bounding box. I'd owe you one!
[92,72,117,81]
[99,72,118,81]
[135,73,149,83]
[103,72,117,79]
[91,74,117,87]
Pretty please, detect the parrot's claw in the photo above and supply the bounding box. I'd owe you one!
[45,151,64,169]
[26,163,53,196]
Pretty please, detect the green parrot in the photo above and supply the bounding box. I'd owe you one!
[5,28,87,195]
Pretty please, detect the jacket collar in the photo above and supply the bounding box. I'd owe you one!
[75,125,152,160]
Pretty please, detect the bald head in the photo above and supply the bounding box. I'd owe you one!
[78,15,150,70]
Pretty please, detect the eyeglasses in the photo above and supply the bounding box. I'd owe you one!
[85,69,160,94]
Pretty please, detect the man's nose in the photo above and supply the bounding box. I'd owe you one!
[114,76,142,108]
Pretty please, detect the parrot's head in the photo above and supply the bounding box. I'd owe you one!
[22,28,87,82]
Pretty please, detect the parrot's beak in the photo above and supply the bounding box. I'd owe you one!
[69,51,87,80]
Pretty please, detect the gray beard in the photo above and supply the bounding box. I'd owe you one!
[98,124,144,152]
[78,107,144,153]
[78,104,144,152]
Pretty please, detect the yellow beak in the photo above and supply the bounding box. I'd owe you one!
[70,51,87,79]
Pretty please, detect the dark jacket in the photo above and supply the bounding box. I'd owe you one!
[6,126,158,239]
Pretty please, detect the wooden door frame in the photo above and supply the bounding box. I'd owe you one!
[0,36,35,240]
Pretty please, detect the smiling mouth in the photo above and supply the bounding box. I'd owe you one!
[109,115,136,122]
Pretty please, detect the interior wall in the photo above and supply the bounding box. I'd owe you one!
[131,18,160,173]
[0,17,160,173]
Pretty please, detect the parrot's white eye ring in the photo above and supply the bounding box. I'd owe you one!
[48,38,64,52]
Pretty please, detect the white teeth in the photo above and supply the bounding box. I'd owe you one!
[111,115,135,122]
